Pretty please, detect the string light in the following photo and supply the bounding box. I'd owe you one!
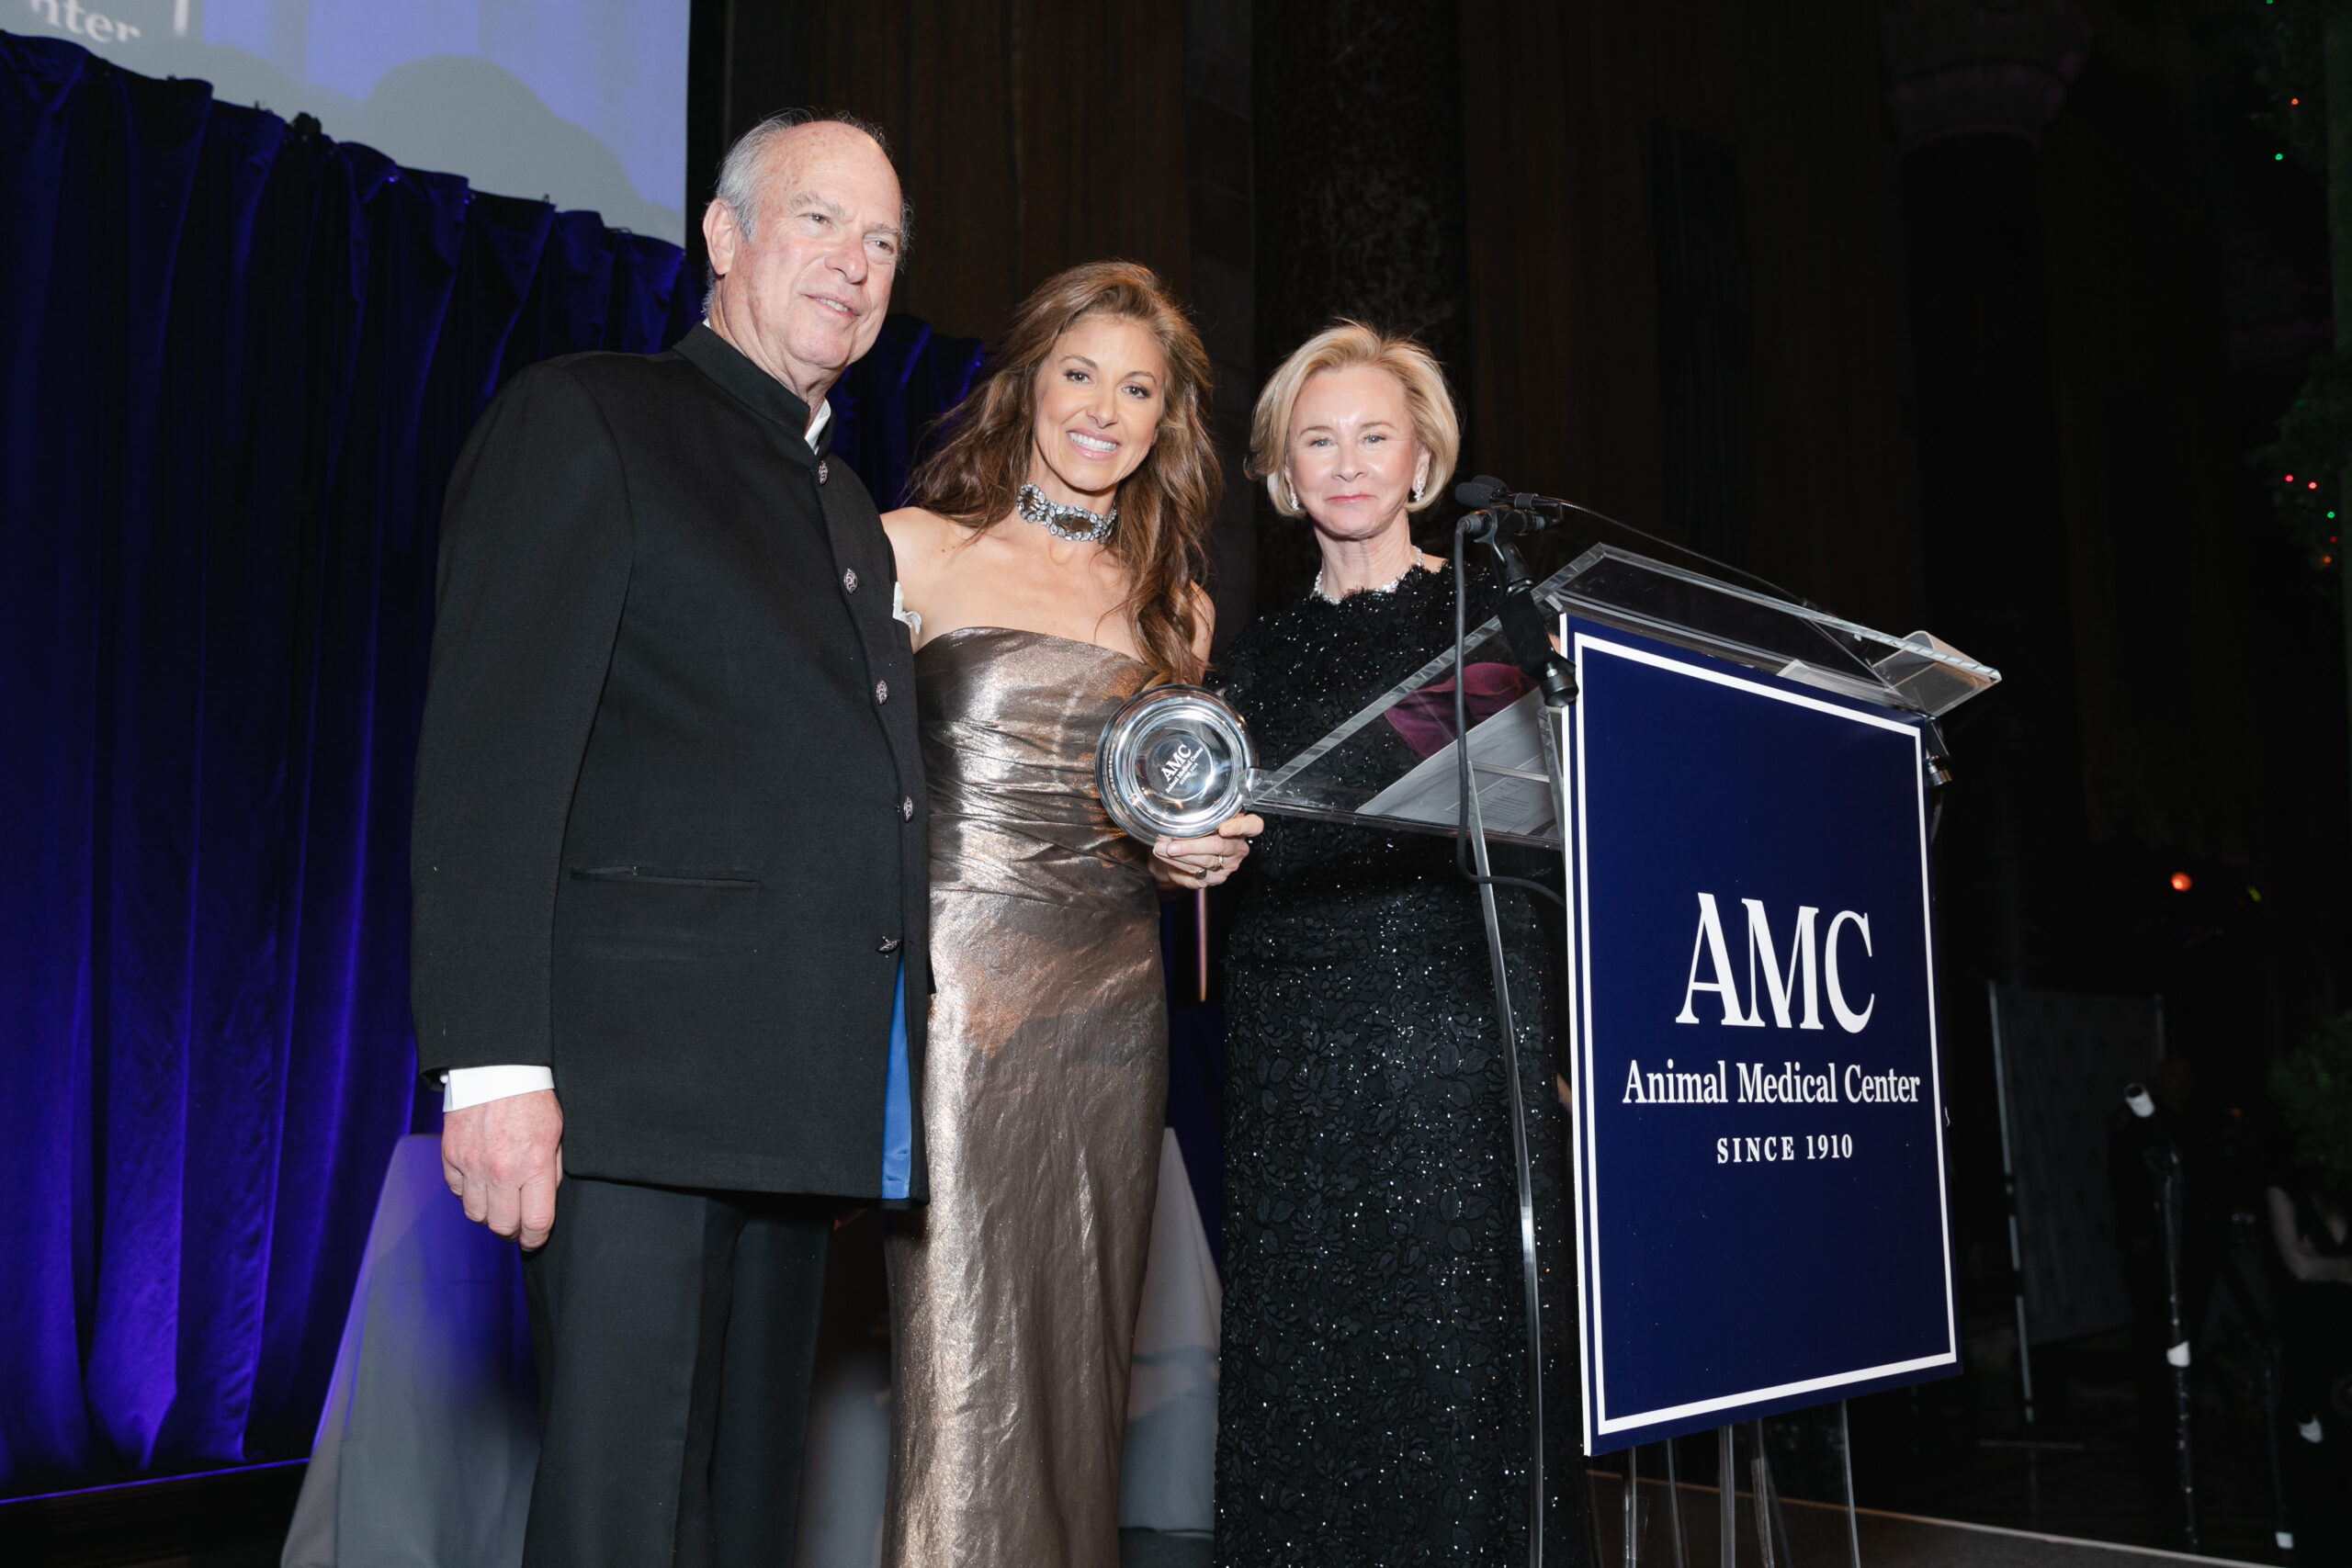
[2170,872,2193,893]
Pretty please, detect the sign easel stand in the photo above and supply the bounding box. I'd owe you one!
[1663,1437,1690,1568]
[1838,1401,1862,1568]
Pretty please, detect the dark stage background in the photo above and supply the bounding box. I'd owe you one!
[747,0,2347,1429]
[6,3,2349,1553]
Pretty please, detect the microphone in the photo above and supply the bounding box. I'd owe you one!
[1453,475,1577,707]
[1454,474,1555,510]
[1454,476,1558,544]
[1453,475,1510,509]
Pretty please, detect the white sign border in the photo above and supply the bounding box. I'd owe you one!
[1562,628,1960,1451]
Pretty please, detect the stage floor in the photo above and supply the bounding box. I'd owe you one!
[1115,1483,2267,1568]
[1,1478,2264,1567]
[1590,1478,2264,1568]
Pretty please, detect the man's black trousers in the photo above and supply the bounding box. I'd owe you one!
[519,1175,835,1568]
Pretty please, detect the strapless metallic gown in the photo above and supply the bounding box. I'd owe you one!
[884,628,1169,1568]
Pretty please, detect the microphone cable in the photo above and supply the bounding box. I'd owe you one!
[1454,476,1815,612]
[1452,518,1565,910]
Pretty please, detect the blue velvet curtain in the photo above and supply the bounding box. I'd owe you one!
[0,31,979,1495]
[830,316,986,504]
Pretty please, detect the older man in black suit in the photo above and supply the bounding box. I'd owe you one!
[410,112,922,1568]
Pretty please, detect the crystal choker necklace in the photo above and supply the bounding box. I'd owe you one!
[1311,558,1425,604]
[1017,483,1117,544]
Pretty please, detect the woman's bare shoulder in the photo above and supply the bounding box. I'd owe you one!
[884,505,975,571]
[881,504,951,545]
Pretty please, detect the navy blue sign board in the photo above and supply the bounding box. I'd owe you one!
[1560,616,1958,1454]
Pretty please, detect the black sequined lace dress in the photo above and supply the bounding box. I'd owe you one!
[1213,563,1594,1565]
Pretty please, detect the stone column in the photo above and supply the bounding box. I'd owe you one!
[1883,0,2090,989]
[2327,14,2352,837]
[1188,0,1258,648]
[684,0,814,280]
[1253,0,1471,602]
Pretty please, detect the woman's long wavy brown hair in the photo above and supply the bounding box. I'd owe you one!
[905,261,1220,683]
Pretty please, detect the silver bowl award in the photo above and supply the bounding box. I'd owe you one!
[1096,685,1257,841]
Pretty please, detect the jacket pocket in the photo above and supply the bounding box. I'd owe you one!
[569,864,760,889]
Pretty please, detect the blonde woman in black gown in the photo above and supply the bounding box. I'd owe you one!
[880,262,1261,1568]
[1214,323,1594,1564]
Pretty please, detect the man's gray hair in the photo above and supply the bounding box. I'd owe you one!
[710,108,911,253]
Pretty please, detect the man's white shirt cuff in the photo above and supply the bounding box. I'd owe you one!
[442,1065,555,1111]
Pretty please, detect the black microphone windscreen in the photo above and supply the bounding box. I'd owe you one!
[1454,475,1508,508]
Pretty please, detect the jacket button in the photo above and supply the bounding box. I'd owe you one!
[901,795,915,820]
[843,568,858,592]
[878,936,903,954]
[875,680,889,704]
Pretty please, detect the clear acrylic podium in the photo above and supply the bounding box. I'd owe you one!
[1227,539,1999,1567]
[1244,542,2000,846]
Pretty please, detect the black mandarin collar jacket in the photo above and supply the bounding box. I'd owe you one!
[677,323,822,448]
[412,324,930,1201]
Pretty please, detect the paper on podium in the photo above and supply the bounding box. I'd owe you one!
[1358,690,1559,840]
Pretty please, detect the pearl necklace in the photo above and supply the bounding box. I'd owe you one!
[1311,557,1427,604]
[1017,483,1117,544]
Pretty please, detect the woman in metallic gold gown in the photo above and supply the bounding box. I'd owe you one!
[879,261,1259,1568]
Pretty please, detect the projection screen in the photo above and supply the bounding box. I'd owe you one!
[17,0,691,243]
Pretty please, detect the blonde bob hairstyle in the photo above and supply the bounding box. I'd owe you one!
[1247,321,1462,518]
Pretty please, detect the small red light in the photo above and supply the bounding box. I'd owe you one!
[2294,97,2302,105]
[2286,473,2297,482]
[2312,481,2322,490]
[2170,872,2193,893]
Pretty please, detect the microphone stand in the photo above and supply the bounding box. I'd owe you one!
[1478,518,1579,709]
[1452,490,1580,1568]
[2124,1083,2199,1551]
